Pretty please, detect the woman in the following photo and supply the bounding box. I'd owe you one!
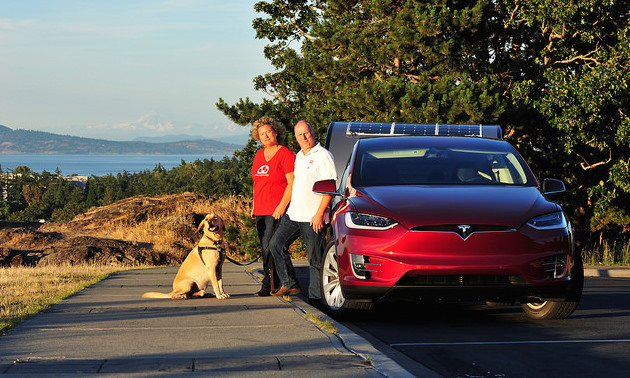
[251,116,295,296]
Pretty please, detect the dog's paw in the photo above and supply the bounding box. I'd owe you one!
[217,293,230,299]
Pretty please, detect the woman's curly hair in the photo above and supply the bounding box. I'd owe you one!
[251,116,285,144]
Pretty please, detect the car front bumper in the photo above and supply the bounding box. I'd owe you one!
[334,223,575,302]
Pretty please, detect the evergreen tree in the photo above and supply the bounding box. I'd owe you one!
[216,0,630,244]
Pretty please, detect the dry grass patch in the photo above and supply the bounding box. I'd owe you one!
[304,312,337,335]
[85,194,254,257]
[0,263,134,334]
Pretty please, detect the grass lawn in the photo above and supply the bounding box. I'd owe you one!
[0,264,128,334]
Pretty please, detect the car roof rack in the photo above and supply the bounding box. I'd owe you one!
[324,122,503,180]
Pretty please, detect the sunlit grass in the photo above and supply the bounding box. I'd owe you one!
[0,264,131,334]
[583,239,630,266]
[304,312,337,335]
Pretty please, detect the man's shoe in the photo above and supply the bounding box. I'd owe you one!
[273,286,301,296]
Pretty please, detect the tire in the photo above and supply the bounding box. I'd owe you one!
[320,239,373,318]
[521,252,584,320]
[521,300,580,320]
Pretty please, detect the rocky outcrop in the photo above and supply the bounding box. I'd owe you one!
[0,193,249,267]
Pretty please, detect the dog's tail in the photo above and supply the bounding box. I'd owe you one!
[142,292,173,299]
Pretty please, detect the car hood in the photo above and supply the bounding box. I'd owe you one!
[350,185,559,229]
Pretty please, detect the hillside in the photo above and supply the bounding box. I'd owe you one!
[0,193,252,267]
[0,125,243,154]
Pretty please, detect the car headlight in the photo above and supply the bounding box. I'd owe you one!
[345,212,398,230]
[526,211,567,230]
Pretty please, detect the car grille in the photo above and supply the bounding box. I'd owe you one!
[411,225,515,232]
[411,224,515,239]
[395,274,526,286]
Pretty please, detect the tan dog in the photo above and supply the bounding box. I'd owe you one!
[142,213,230,300]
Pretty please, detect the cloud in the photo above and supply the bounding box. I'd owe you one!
[0,18,33,31]
[68,113,250,141]
[59,21,209,40]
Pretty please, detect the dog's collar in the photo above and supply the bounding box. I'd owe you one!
[199,243,224,252]
[198,246,217,251]
[199,245,223,251]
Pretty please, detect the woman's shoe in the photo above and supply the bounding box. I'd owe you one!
[255,274,272,296]
[255,287,271,297]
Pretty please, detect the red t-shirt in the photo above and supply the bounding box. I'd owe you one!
[251,146,296,216]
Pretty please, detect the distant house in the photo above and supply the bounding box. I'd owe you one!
[0,170,88,200]
[64,175,88,189]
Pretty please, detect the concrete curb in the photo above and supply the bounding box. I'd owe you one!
[584,265,630,278]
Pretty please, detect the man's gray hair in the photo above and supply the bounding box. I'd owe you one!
[296,120,314,135]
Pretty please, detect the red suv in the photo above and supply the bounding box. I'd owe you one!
[314,122,583,320]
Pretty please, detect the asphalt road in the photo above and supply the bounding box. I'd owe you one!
[340,277,630,378]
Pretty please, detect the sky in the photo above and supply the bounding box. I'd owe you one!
[0,0,273,141]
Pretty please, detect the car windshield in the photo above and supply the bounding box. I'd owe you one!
[353,139,534,186]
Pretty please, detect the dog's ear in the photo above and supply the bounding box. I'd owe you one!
[195,215,208,234]
[195,218,206,233]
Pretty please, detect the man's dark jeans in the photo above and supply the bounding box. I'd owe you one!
[268,214,325,299]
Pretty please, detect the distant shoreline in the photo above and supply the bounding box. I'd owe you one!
[0,154,230,176]
[0,125,245,155]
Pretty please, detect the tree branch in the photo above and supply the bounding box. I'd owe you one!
[505,5,520,27]
[289,17,316,40]
[554,50,600,65]
[577,149,612,170]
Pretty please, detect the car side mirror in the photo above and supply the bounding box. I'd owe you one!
[542,178,566,196]
[312,179,341,196]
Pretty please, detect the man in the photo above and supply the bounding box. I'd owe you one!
[268,120,336,303]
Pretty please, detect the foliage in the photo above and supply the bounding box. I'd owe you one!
[0,157,249,223]
[217,0,630,248]
[508,0,630,243]
[0,167,89,222]
[224,212,262,261]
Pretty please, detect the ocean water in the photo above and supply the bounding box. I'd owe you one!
[0,154,228,177]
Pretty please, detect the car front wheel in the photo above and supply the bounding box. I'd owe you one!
[320,239,373,318]
[520,253,584,320]
[521,300,579,320]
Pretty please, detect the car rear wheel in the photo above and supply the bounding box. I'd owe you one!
[321,239,373,318]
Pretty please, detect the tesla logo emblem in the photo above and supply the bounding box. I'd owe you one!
[256,165,270,176]
[457,225,472,240]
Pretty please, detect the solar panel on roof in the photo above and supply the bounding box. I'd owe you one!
[436,124,482,136]
[346,122,393,135]
[393,124,436,135]
[345,122,501,138]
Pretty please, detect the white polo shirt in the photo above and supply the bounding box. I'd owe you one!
[286,143,337,222]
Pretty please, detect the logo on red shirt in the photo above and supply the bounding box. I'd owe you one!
[256,165,270,176]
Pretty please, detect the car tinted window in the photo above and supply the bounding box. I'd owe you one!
[352,139,534,186]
